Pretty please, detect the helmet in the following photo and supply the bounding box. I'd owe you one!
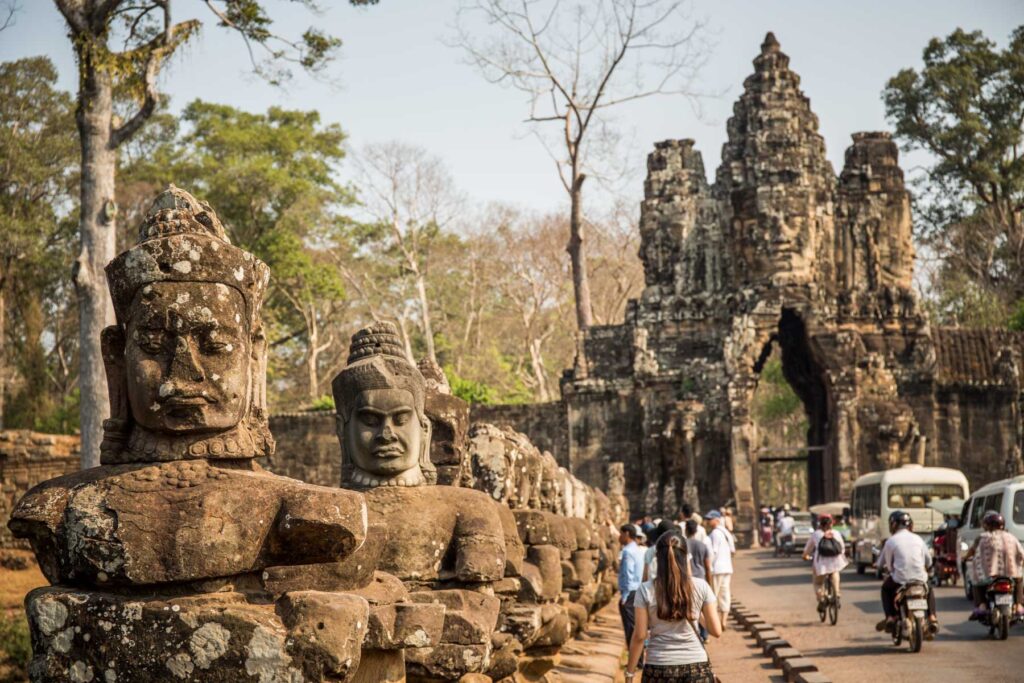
[982,510,1005,530]
[818,513,833,527]
[889,510,913,533]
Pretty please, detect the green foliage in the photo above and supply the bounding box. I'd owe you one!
[0,56,79,432]
[755,359,803,423]
[444,365,497,405]
[884,26,1024,321]
[0,610,30,680]
[309,395,335,411]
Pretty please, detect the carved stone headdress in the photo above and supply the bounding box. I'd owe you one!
[100,185,274,463]
[332,321,434,487]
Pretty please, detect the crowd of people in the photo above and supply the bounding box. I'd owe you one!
[618,505,736,683]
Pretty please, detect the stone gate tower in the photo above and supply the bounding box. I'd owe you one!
[477,33,1024,543]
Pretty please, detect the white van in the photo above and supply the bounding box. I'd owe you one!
[849,464,970,575]
[957,475,1024,599]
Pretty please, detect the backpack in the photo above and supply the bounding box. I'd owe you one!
[817,533,842,558]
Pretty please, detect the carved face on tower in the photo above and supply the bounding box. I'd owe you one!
[333,322,433,488]
[101,185,273,463]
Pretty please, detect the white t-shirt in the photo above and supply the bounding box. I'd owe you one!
[879,529,932,584]
[633,578,716,665]
[708,527,735,575]
[778,516,795,535]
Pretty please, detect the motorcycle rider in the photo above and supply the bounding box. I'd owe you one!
[964,511,1024,619]
[876,510,938,635]
[776,506,796,553]
[802,514,848,609]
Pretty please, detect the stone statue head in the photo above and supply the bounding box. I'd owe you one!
[332,322,433,488]
[100,185,274,463]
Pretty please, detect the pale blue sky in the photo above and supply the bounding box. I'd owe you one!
[2,1,1021,214]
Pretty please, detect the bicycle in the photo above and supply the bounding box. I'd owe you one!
[818,575,840,625]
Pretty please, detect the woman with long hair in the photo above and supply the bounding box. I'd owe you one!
[625,530,722,682]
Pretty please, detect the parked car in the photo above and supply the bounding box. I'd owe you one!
[792,511,815,548]
[957,475,1024,600]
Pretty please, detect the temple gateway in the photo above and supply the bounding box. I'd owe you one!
[476,33,1024,543]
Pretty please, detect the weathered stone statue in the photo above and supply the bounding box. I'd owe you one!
[333,323,509,681]
[9,187,440,682]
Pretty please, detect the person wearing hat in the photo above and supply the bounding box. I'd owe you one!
[706,510,736,629]
[619,523,648,644]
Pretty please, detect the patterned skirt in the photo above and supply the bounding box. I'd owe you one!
[642,660,716,682]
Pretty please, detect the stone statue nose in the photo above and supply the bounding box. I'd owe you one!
[169,336,205,383]
[380,420,396,439]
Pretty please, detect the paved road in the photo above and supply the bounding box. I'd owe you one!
[731,548,1024,682]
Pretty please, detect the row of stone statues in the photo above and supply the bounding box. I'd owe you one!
[7,187,623,683]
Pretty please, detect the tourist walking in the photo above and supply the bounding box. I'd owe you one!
[706,510,736,629]
[625,530,722,683]
[619,524,647,644]
[681,503,707,542]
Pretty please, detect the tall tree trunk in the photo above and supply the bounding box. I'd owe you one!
[567,172,593,330]
[414,273,436,364]
[73,57,117,469]
[527,337,551,401]
[307,303,320,403]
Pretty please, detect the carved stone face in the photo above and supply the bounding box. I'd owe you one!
[125,282,251,433]
[344,388,426,477]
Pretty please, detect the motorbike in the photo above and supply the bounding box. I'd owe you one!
[978,576,1023,640]
[775,533,795,558]
[931,531,959,586]
[890,580,931,653]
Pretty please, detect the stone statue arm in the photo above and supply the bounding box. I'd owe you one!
[452,491,507,583]
[268,481,368,565]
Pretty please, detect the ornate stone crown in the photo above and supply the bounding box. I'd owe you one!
[106,185,269,330]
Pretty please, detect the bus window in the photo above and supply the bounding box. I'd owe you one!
[865,484,881,516]
[887,484,964,507]
[1014,490,1024,525]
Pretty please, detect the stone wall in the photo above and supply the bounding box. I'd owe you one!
[0,430,79,548]
[264,411,339,486]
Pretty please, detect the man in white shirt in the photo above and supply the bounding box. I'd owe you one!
[876,510,937,634]
[706,510,736,629]
[776,510,795,553]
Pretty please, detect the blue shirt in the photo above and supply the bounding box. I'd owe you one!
[619,541,646,602]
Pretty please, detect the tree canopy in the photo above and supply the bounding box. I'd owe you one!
[884,26,1024,327]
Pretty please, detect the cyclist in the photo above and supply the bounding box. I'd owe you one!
[802,514,848,612]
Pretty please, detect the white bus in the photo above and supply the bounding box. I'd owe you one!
[849,464,969,575]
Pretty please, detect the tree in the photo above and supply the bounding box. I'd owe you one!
[353,142,463,365]
[0,57,78,431]
[452,0,708,331]
[494,212,570,401]
[884,26,1024,326]
[53,0,375,467]
[120,100,353,406]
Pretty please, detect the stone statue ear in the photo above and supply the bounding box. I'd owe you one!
[100,325,131,462]
[418,414,436,484]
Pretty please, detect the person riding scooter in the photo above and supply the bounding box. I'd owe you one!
[964,511,1024,620]
[776,507,796,555]
[876,510,938,636]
